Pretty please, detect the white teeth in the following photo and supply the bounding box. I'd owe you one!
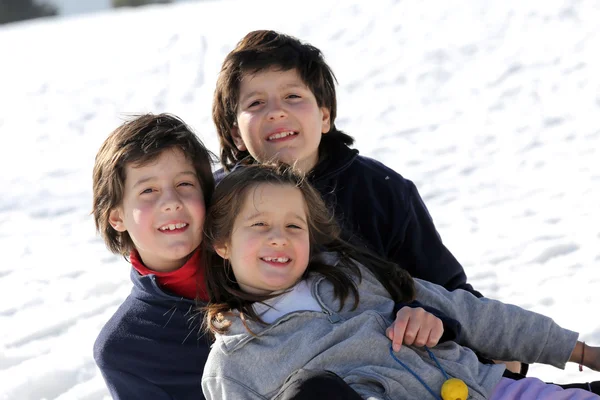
[267,131,296,141]
[262,257,290,263]
[160,223,188,231]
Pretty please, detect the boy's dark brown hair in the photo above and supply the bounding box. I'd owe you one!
[202,163,415,335]
[92,113,216,256]
[213,30,355,171]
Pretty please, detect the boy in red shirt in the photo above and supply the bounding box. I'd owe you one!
[92,113,215,399]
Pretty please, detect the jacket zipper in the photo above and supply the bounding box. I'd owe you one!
[311,276,342,323]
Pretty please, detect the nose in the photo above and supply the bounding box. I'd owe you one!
[268,227,288,246]
[266,98,287,121]
[161,189,183,212]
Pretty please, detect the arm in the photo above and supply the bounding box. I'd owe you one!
[98,367,174,400]
[412,278,579,368]
[391,181,482,297]
[93,293,210,400]
[569,341,600,372]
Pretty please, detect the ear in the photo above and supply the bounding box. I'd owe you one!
[230,125,247,151]
[108,208,127,232]
[320,107,331,134]
[213,242,230,259]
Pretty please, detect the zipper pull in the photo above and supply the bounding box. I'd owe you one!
[325,311,341,323]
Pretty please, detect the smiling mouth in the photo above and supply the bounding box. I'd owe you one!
[267,131,298,141]
[261,256,291,264]
[159,223,188,231]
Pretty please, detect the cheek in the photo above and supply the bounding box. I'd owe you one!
[295,235,311,258]
[238,114,259,138]
[192,199,206,224]
[233,233,261,260]
[297,102,318,117]
[130,203,154,226]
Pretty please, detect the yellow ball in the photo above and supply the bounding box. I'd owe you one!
[441,378,469,400]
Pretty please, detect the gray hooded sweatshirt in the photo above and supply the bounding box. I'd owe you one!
[202,256,578,400]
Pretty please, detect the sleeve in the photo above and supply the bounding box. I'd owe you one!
[202,376,267,400]
[390,180,483,297]
[98,367,174,400]
[413,279,579,368]
[393,300,463,343]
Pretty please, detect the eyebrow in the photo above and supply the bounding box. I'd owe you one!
[239,82,307,104]
[245,211,307,223]
[131,170,197,189]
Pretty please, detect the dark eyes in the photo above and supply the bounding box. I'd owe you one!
[246,94,302,108]
[140,182,193,195]
[250,222,303,229]
[248,100,262,108]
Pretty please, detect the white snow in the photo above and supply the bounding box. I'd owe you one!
[0,0,599,398]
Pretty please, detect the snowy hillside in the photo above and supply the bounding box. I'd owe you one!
[0,0,599,398]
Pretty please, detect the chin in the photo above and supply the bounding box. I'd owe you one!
[168,245,196,259]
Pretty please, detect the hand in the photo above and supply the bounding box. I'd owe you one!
[386,306,444,352]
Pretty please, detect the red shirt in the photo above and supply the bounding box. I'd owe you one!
[130,248,208,301]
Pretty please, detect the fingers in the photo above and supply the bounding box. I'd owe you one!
[389,311,408,352]
[389,307,444,352]
[423,318,444,347]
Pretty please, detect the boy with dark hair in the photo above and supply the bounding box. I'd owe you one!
[92,113,216,399]
[211,30,600,394]
[213,29,478,297]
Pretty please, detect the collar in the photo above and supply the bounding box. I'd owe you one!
[308,138,359,182]
[130,248,208,301]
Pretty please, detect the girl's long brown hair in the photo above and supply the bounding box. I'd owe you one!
[202,163,415,335]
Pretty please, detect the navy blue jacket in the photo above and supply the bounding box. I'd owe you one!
[311,140,480,296]
[94,269,210,400]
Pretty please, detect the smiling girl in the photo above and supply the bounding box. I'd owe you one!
[201,163,599,400]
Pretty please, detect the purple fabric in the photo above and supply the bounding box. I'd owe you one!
[490,378,599,400]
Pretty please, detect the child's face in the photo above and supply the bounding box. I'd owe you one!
[231,68,331,173]
[109,148,206,272]
[215,183,310,295]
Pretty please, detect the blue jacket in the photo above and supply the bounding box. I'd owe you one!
[216,138,480,296]
[94,269,211,400]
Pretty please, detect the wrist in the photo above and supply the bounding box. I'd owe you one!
[568,341,584,364]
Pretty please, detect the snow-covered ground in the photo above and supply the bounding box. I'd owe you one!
[0,0,599,398]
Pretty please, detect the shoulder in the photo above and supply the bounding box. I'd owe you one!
[352,155,412,186]
[340,154,418,207]
[93,295,138,367]
[93,286,210,399]
[94,289,206,367]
